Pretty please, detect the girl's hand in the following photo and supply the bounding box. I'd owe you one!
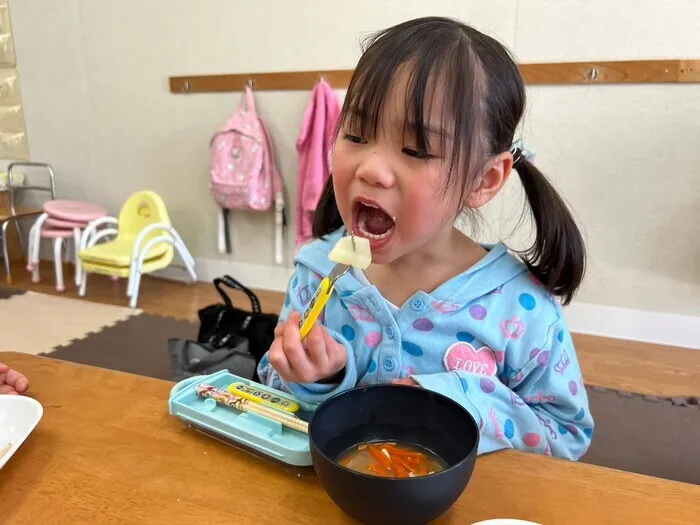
[268,311,348,384]
[0,362,29,395]
[392,377,420,387]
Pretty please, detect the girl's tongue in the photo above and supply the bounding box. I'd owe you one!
[357,203,395,239]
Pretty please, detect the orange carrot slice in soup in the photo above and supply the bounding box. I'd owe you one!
[392,461,410,478]
[394,455,419,475]
[367,445,393,470]
[368,462,390,477]
[382,444,414,457]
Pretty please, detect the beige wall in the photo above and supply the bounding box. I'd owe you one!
[7,0,700,318]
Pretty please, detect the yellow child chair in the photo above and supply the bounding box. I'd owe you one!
[78,190,196,308]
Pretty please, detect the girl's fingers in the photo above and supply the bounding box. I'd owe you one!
[285,311,302,335]
[0,366,28,394]
[267,337,293,381]
[0,384,18,395]
[322,328,348,372]
[282,313,315,382]
[12,376,28,394]
[305,324,330,371]
[4,368,26,390]
[271,312,345,383]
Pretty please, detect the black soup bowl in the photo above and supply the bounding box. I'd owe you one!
[309,384,480,525]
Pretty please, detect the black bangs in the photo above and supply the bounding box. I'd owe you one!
[340,17,487,200]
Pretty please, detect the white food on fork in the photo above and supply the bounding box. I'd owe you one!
[329,233,371,269]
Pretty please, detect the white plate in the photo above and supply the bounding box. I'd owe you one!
[472,519,541,525]
[0,395,43,469]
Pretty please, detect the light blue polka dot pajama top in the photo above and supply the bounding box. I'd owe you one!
[258,228,594,460]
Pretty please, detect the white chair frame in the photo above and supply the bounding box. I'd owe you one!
[27,212,86,291]
[79,218,196,308]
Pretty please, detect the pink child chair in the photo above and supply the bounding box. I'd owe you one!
[27,200,108,291]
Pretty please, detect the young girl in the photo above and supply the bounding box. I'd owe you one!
[258,16,593,460]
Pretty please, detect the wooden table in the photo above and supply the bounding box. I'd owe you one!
[2,352,699,525]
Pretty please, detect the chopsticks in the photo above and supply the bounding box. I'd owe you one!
[195,383,308,434]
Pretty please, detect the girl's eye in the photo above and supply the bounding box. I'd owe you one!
[344,134,367,144]
[402,147,436,160]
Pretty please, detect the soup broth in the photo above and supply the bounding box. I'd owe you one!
[336,441,447,478]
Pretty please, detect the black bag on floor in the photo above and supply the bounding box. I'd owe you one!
[168,338,257,382]
[196,275,278,372]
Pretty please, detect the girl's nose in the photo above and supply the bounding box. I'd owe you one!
[355,152,395,188]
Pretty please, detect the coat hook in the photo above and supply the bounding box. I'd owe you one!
[587,67,599,81]
[183,80,191,92]
[247,78,255,89]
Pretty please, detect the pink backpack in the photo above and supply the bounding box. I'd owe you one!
[210,87,285,263]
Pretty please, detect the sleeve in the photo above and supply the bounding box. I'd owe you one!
[412,317,593,460]
[256,262,359,403]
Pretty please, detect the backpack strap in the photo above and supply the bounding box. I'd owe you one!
[259,118,285,265]
[242,85,256,113]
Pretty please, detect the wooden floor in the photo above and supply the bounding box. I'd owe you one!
[5,260,700,397]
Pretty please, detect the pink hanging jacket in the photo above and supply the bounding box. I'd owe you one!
[295,79,340,251]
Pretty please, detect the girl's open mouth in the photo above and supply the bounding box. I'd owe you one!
[352,200,396,249]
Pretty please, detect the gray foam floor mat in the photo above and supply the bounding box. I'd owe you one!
[0,285,26,300]
[583,386,699,484]
[44,313,198,381]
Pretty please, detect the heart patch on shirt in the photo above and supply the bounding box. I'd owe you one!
[443,342,498,376]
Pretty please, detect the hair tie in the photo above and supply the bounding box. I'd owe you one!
[509,139,535,166]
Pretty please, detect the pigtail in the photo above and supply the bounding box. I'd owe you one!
[312,177,344,239]
[515,158,585,305]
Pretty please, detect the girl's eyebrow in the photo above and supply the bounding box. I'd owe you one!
[405,120,449,139]
[346,107,449,139]
[348,107,369,120]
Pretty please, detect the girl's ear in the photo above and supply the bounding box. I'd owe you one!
[465,151,514,208]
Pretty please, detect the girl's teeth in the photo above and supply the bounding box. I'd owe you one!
[359,215,395,240]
